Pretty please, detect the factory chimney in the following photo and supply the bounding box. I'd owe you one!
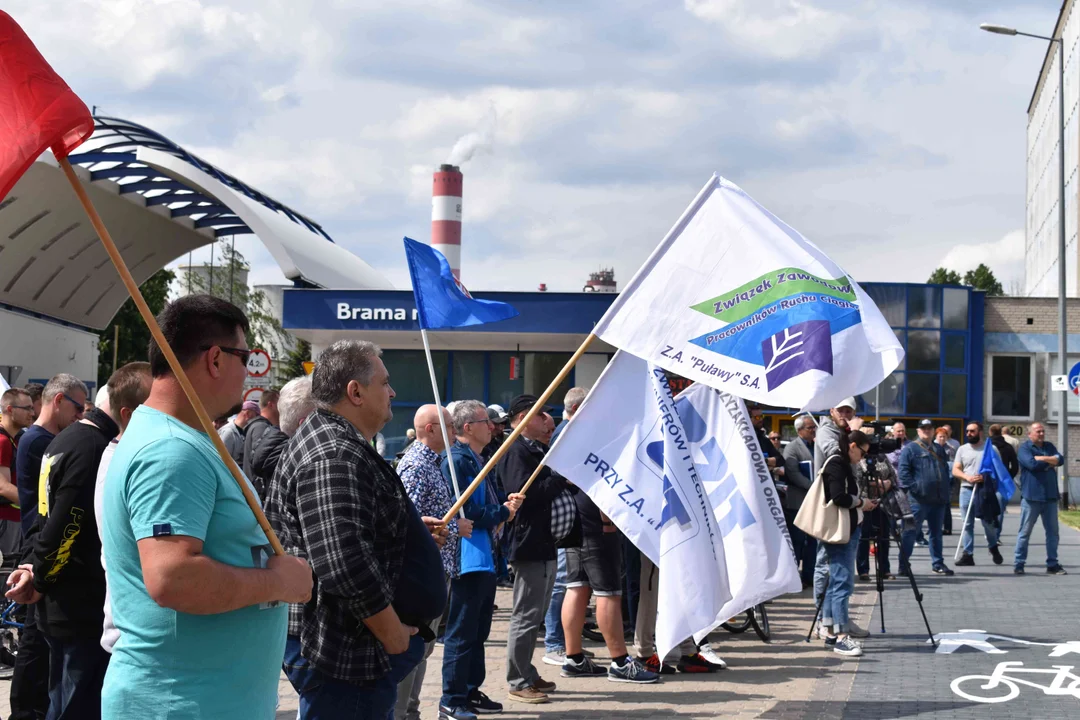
[432,164,463,279]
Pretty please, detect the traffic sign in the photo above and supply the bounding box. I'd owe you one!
[1052,375,1069,392]
[244,387,265,404]
[1068,361,1080,396]
[247,349,271,377]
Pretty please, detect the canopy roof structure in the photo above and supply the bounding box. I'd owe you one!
[0,116,391,330]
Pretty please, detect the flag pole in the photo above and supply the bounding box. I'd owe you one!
[441,332,596,523]
[420,329,465,519]
[954,485,977,562]
[57,157,284,556]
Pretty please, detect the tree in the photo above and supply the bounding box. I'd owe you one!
[182,240,294,359]
[963,263,1005,297]
[281,339,312,381]
[98,268,176,387]
[927,267,963,285]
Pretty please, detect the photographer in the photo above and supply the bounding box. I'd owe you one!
[854,428,897,582]
[820,431,879,657]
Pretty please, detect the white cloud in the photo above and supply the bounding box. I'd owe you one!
[938,229,1026,286]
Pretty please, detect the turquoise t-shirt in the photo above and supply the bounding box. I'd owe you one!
[101,405,287,719]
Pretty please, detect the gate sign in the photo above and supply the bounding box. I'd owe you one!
[1068,361,1080,396]
[247,349,271,378]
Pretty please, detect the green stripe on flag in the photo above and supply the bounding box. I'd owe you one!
[691,267,855,323]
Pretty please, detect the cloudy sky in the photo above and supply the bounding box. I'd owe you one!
[11,0,1060,293]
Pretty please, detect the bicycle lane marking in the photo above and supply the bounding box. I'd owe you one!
[950,660,1080,704]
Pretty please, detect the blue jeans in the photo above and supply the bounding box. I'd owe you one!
[959,485,1001,556]
[1014,498,1060,568]
[822,526,861,633]
[901,499,947,571]
[544,550,567,653]
[813,542,829,602]
[295,634,426,720]
[441,571,497,708]
[43,635,109,720]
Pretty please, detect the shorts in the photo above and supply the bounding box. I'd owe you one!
[565,532,623,596]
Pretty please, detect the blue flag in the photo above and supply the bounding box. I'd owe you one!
[403,237,519,330]
[979,444,1016,502]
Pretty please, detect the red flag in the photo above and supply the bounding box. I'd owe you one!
[0,11,93,200]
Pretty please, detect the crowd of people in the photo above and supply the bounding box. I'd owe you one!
[0,292,1070,718]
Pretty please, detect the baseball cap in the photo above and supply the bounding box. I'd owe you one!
[487,405,509,424]
[242,400,260,413]
[508,394,552,419]
[835,397,857,411]
[918,418,935,429]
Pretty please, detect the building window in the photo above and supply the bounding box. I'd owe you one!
[864,284,906,326]
[942,374,967,416]
[907,286,941,328]
[381,350,447,404]
[893,329,906,370]
[906,373,940,415]
[857,372,904,416]
[944,335,966,371]
[907,331,940,371]
[987,354,1033,421]
[942,288,969,330]
[451,351,486,402]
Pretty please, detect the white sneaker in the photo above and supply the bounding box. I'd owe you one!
[542,650,566,666]
[697,644,727,669]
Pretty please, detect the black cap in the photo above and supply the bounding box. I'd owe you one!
[487,406,508,424]
[918,418,934,429]
[508,394,552,419]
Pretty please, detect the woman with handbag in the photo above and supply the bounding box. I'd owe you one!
[820,431,879,657]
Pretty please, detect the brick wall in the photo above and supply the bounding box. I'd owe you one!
[985,296,1080,334]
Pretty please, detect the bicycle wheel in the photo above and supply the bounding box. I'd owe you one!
[749,603,771,643]
[950,675,1019,704]
[720,613,752,633]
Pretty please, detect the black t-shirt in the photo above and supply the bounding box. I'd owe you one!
[575,490,605,538]
[392,500,448,639]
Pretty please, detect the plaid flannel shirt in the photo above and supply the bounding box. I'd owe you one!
[397,441,460,578]
[264,409,408,683]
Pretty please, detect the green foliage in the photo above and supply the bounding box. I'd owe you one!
[281,339,312,381]
[97,268,175,387]
[927,267,963,285]
[963,263,1005,297]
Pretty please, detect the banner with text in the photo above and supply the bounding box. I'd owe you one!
[592,175,903,411]
[546,351,730,660]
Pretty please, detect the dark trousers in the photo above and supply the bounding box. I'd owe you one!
[621,535,640,631]
[441,572,497,708]
[296,634,425,720]
[10,605,50,720]
[44,635,109,720]
[786,508,817,587]
[856,508,891,576]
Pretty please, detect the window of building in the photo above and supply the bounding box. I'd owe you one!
[944,334,966,371]
[906,286,942,328]
[906,373,940,415]
[381,350,447,404]
[942,374,967,416]
[986,354,1034,421]
[907,331,941,371]
[857,372,904,416]
[864,284,907,327]
[488,353,525,409]
[451,351,486,402]
[942,288,969,330]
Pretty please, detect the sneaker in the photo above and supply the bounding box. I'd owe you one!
[507,687,548,704]
[1048,565,1068,575]
[847,622,870,639]
[1014,565,1025,575]
[990,545,1004,565]
[833,637,864,657]
[533,677,557,693]
[676,653,717,674]
[542,650,566,666]
[915,538,928,547]
[467,690,503,715]
[439,706,479,720]
[697,644,728,669]
[816,624,833,640]
[824,635,838,647]
[561,656,606,678]
[931,565,955,576]
[640,653,676,675]
[608,657,660,684]
[956,553,974,566]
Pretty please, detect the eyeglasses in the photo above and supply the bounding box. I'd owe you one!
[201,345,251,365]
[62,394,85,415]
[466,416,493,427]
[7,405,32,412]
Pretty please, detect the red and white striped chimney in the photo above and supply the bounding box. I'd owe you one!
[432,164,463,279]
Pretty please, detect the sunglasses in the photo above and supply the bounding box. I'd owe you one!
[201,345,252,365]
[62,393,85,415]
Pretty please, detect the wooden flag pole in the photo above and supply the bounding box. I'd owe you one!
[441,332,596,524]
[58,157,285,556]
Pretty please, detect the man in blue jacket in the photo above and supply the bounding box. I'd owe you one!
[1013,422,1067,575]
[898,419,955,576]
[439,400,522,720]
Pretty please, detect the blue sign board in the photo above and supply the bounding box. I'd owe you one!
[1069,361,1080,396]
[282,289,616,335]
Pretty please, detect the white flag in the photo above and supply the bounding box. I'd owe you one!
[546,351,730,660]
[672,382,802,637]
[593,174,903,411]
[0,373,9,393]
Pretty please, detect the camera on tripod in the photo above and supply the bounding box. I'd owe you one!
[864,455,915,531]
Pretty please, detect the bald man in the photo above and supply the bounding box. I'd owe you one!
[395,405,472,720]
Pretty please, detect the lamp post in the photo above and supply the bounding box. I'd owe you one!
[981,22,1070,508]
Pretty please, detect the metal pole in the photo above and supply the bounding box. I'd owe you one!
[229,235,235,305]
[420,329,464,518]
[875,385,880,422]
[208,243,214,296]
[1058,39,1071,509]
[112,324,119,375]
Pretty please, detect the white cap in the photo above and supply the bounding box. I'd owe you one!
[835,396,857,411]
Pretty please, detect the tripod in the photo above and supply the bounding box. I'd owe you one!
[806,506,937,648]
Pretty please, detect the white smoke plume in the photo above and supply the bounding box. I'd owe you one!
[448,104,497,166]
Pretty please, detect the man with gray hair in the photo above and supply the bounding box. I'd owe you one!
[783,414,817,589]
[247,378,314,501]
[265,340,448,718]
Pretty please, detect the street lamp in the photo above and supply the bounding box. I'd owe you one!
[981,22,1070,508]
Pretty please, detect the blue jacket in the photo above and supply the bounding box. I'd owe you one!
[442,440,510,576]
[1017,440,1063,502]
[898,438,951,506]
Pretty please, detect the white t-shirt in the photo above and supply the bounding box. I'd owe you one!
[954,441,986,489]
[94,439,120,653]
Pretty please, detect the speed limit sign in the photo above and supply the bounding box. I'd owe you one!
[247,348,271,377]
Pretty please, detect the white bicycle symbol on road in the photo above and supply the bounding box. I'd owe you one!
[951,661,1080,703]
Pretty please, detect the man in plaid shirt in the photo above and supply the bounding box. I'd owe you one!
[394,404,473,720]
[266,340,448,719]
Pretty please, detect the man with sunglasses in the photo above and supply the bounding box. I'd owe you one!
[10,373,87,720]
